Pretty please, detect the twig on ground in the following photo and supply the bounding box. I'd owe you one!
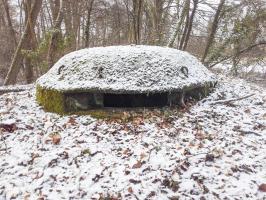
[0,84,33,95]
[239,130,262,137]
[210,94,255,105]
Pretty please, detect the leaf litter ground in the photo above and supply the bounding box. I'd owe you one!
[0,75,265,200]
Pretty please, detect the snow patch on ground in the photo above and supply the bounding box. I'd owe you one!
[0,75,266,199]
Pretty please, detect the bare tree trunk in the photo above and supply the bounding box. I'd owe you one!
[47,0,64,68]
[24,56,34,83]
[167,0,188,48]
[49,0,60,22]
[24,0,39,83]
[132,0,142,44]
[178,0,190,50]
[63,0,72,37]
[1,0,17,47]
[136,0,142,44]
[72,1,81,50]
[201,0,225,63]
[153,0,164,44]
[0,10,6,27]
[85,0,94,47]
[4,0,42,85]
[123,0,131,43]
[182,0,198,50]
[145,0,166,45]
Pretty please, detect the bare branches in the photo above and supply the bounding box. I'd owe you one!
[209,41,266,68]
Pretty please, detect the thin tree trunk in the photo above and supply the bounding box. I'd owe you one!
[182,0,198,50]
[178,0,190,50]
[1,0,17,47]
[201,0,225,63]
[136,0,142,43]
[4,0,43,85]
[49,0,60,22]
[132,0,142,44]
[24,0,39,83]
[149,0,164,45]
[85,0,94,47]
[63,0,72,37]
[72,1,80,50]
[167,0,188,48]
[47,0,64,68]
[123,0,131,43]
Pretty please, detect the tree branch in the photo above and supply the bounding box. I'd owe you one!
[208,41,266,68]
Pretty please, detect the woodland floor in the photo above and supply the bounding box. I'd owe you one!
[0,75,266,200]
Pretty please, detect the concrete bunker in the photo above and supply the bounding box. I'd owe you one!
[36,45,217,114]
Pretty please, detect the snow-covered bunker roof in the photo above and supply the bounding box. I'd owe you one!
[37,45,216,93]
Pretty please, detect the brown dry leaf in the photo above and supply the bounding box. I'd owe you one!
[195,130,205,140]
[24,192,30,200]
[258,184,266,192]
[25,125,34,130]
[140,152,146,160]
[132,160,142,169]
[0,123,17,133]
[68,117,77,125]
[49,133,61,145]
[133,117,144,126]
[128,187,133,193]
[123,149,129,155]
[123,125,130,132]
[176,146,182,150]
[188,141,195,147]
[157,121,170,129]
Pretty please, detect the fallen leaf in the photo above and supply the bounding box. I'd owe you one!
[25,125,34,130]
[123,149,129,155]
[140,152,146,160]
[129,179,141,184]
[147,191,156,198]
[68,117,77,125]
[0,123,17,133]
[205,153,215,162]
[49,132,61,145]
[128,187,133,193]
[132,160,142,169]
[259,184,266,192]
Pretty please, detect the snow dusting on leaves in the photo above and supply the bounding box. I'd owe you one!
[0,75,265,199]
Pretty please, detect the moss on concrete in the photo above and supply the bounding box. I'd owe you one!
[36,85,65,114]
[36,86,119,118]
